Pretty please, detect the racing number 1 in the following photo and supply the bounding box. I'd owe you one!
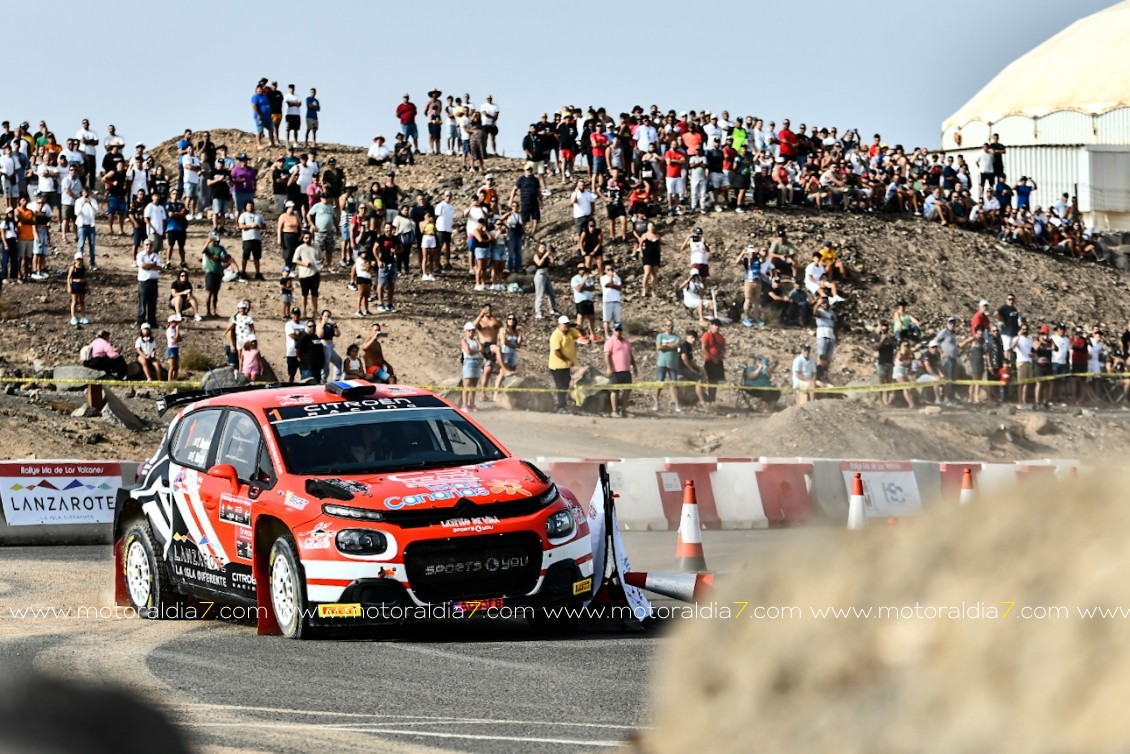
[266,409,282,422]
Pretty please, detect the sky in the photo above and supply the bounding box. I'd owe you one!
[4,0,1118,157]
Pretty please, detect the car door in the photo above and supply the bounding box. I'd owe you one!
[197,409,274,600]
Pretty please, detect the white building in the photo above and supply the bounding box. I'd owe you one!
[941,1,1130,229]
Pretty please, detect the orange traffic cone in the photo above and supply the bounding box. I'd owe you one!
[625,571,714,603]
[847,472,867,530]
[676,480,708,571]
[959,467,976,506]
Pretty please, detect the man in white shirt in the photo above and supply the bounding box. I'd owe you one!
[1050,322,1070,403]
[60,164,83,241]
[1011,322,1035,407]
[74,188,99,267]
[570,181,595,235]
[136,238,162,327]
[791,343,823,404]
[0,145,15,210]
[143,193,167,264]
[180,145,202,218]
[634,116,658,157]
[479,95,500,155]
[75,119,98,185]
[367,136,391,165]
[570,263,599,344]
[804,252,840,301]
[238,201,265,281]
[284,85,303,147]
[434,189,455,270]
[600,262,623,338]
[104,124,124,151]
[283,307,305,381]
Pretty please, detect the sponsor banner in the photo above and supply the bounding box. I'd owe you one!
[840,461,922,517]
[0,461,123,526]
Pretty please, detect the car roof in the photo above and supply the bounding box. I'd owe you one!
[188,384,436,413]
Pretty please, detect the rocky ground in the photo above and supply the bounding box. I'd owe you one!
[0,128,1127,464]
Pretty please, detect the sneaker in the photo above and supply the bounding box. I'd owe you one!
[674,405,683,413]
[652,402,660,412]
[735,207,746,214]
[742,317,754,328]
[194,314,203,322]
[79,316,90,325]
[387,305,398,313]
[70,317,78,326]
[474,284,485,291]
[829,294,845,304]
[254,273,265,281]
[347,283,358,291]
[355,311,366,318]
[576,336,589,345]
[714,206,724,213]
[590,336,604,343]
[752,318,765,326]
[556,408,570,415]
[377,305,388,313]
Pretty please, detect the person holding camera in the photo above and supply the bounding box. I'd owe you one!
[736,244,766,327]
[548,315,580,414]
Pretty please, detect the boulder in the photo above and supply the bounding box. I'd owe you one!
[101,387,145,431]
[52,365,111,391]
[433,377,462,402]
[258,356,280,384]
[496,375,554,413]
[71,404,99,418]
[199,367,249,392]
[576,374,612,413]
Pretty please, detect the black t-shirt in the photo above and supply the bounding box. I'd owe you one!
[197,140,216,166]
[272,168,288,195]
[705,148,724,173]
[380,184,399,210]
[322,168,343,199]
[268,89,284,115]
[603,177,624,206]
[170,278,193,296]
[873,334,896,365]
[515,176,540,206]
[580,228,602,252]
[557,122,578,152]
[296,333,325,371]
[679,341,698,370]
[152,176,169,199]
[988,142,1005,171]
[1034,341,1053,366]
[101,153,124,173]
[409,203,432,227]
[997,305,1020,337]
[375,235,397,265]
[211,177,232,201]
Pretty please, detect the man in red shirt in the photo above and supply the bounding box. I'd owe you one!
[701,319,726,407]
[395,94,419,153]
[971,299,991,334]
[590,128,610,191]
[603,323,636,417]
[681,127,703,156]
[777,119,798,162]
[663,142,686,216]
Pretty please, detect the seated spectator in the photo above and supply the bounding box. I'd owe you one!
[135,323,164,381]
[680,269,706,322]
[367,136,391,166]
[393,133,414,166]
[740,355,780,409]
[168,270,203,321]
[83,330,128,379]
[803,252,843,303]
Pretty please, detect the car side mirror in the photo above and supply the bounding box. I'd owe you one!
[207,464,240,492]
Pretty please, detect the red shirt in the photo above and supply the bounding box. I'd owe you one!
[722,146,737,172]
[702,330,726,363]
[664,149,685,178]
[396,102,417,125]
[591,132,609,158]
[681,131,703,155]
[778,128,798,157]
[970,311,990,334]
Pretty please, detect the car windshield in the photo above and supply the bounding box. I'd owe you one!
[270,405,506,476]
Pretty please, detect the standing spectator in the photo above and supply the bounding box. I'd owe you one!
[600,262,623,339]
[480,94,500,155]
[277,201,301,268]
[396,93,419,153]
[637,221,662,299]
[472,305,502,400]
[1014,176,1037,209]
[425,90,443,156]
[135,323,164,381]
[603,324,636,417]
[75,119,98,187]
[510,165,542,236]
[166,314,182,382]
[270,156,288,213]
[1011,322,1035,408]
[374,222,398,312]
[997,293,1021,351]
[201,232,239,318]
[283,85,302,147]
[251,84,274,150]
[578,219,603,273]
[934,316,960,403]
[144,192,167,267]
[873,323,896,405]
[570,180,595,235]
[492,314,523,400]
[318,310,341,382]
[893,340,917,407]
[570,263,599,344]
[231,154,257,214]
[460,322,483,411]
[663,140,686,215]
[127,189,148,257]
[654,319,682,412]
[814,297,837,379]
[224,300,257,371]
[677,329,709,409]
[736,244,765,327]
[354,249,374,316]
[74,188,98,268]
[1051,322,1070,403]
[295,320,325,382]
[291,230,323,318]
[701,319,726,406]
[283,307,303,381]
[240,336,262,382]
[66,253,88,326]
[548,316,579,415]
[14,197,33,283]
[988,133,1007,183]
[29,191,52,280]
[500,199,524,273]
[279,266,294,317]
[164,187,188,268]
[435,189,455,271]
[237,200,265,281]
[791,343,820,405]
[1033,325,1055,407]
[682,227,710,279]
[961,324,988,404]
[179,144,202,220]
[532,242,558,320]
[971,298,991,334]
[60,164,81,243]
[305,88,320,148]
[136,239,161,327]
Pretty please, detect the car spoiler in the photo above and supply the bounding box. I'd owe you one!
[156,382,291,416]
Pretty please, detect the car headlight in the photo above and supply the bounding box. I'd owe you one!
[546,509,576,539]
[536,484,560,508]
[336,529,389,555]
[323,503,386,522]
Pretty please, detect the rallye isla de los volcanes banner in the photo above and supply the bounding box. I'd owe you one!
[0,461,123,526]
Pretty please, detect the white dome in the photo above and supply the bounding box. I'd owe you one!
[943,1,1130,133]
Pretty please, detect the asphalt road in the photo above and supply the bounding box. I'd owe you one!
[0,530,814,753]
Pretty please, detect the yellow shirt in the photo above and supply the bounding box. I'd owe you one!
[548,328,578,369]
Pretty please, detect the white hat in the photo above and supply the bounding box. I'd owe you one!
[73,252,83,260]
[167,314,181,323]
[557,315,571,325]
[140,322,151,330]
[690,268,700,275]
[463,321,476,330]
[979,299,990,306]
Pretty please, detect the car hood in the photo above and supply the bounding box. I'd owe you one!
[323,459,551,512]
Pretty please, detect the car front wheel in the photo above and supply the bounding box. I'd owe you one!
[123,521,177,619]
[269,535,315,639]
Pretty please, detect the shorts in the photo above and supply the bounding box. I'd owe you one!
[242,239,262,260]
[204,272,222,293]
[876,363,894,380]
[16,239,33,259]
[428,123,442,139]
[817,337,834,362]
[182,182,199,199]
[313,231,334,253]
[166,229,186,247]
[893,364,909,380]
[461,140,470,155]
[1052,363,1069,376]
[1071,362,1087,375]
[609,371,632,386]
[490,246,506,262]
[592,156,607,176]
[377,266,397,285]
[473,246,490,261]
[481,344,497,370]
[234,192,254,211]
[709,173,727,190]
[501,347,518,370]
[421,235,437,249]
[692,263,709,279]
[1034,362,1051,379]
[665,177,686,196]
[212,198,230,215]
[520,206,540,223]
[70,282,86,295]
[286,115,301,131]
[1016,361,1034,382]
[533,160,547,175]
[167,347,179,359]
[602,300,621,323]
[299,273,321,296]
[607,204,625,220]
[462,356,483,380]
[147,232,164,251]
[281,291,293,303]
[561,148,576,162]
[484,124,498,136]
[254,117,267,136]
[132,226,146,248]
[271,114,282,127]
[400,123,418,140]
[576,300,594,317]
[108,195,128,215]
[62,205,75,221]
[306,117,319,131]
[1,176,14,198]
[657,366,678,382]
[436,231,452,246]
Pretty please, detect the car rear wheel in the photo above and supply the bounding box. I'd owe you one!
[123,521,177,619]
[269,535,314,639]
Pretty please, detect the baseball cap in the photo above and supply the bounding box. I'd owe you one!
[928,340,940,347]
[237,300,250,309]
[140,323,151,330]
[73,252,82,260]
[291,306,301,315]
[557,315,571,325]
[209,231,221,241]
[463,322,476,331]
[1039,325,1050,333]
[800,343,810,350]
[947,316,957,323]
[237,153,249,160]
[284,200,295,207]
[979,299,990,306]
[167,314,181,323]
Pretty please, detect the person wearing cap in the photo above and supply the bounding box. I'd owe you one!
[1032,325,1056,407]
[224,299,257,368]
[548,315,579,414]
[290,228,323,318]
[570,264,600,344]
[971,298,992,335]
[1049,322,1070,402]
[28,190,53,280]
[303,88,320,148]
[165,314,183,382]
[201,231,238,318]
[66,252,88,326]
[599,262,623,339]
[479,94,500,155]
[935,316,961,403]
[135,323,164,382]
[231,154,257,214]
[459,322,484,412]
[395,93,419,153]
[135,235,161,327]
[367,135,391,166]
[294,318,325,383]
[791,343,820,405]
[602,323,636,418]
[1009,321,1035,408]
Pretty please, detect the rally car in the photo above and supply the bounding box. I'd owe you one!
[113,381,594,638]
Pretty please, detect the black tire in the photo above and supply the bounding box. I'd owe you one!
[122,521,178,619]
[268,535,315,639]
